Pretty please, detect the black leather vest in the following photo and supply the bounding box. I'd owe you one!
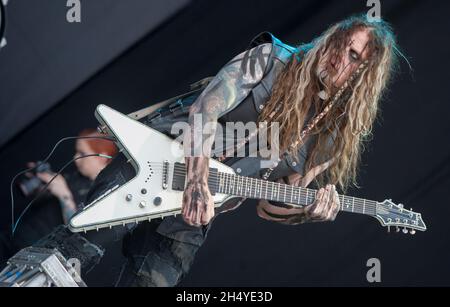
[218,32,316,180]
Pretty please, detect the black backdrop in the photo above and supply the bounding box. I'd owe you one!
[0,0,449,286]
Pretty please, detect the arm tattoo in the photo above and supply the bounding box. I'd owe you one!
[187,43,272,158]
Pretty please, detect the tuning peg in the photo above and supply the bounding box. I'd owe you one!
[402,227,408,234]
[387,226,391,233]
[410,229,416,235]
[396,226,400,233]
[398,204,404,209]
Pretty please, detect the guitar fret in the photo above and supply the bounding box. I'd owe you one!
[223,174,227,194]
[224,174,228,194]
[274,182,277,201]
[210,171,377,218]
[276,182,280,201]
[258,179,261,198]
[247,177,251,195]
[343,197,351,212]
[223,173,226,194]
[264,180,268,200]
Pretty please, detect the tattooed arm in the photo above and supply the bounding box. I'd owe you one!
[256,159,340,225]
[182,43,272,226]
[35,172,77,224]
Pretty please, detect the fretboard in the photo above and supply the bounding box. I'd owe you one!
[172,163,377,216]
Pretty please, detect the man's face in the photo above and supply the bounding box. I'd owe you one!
[319,28,371,89]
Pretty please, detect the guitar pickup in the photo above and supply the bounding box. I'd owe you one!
[171,162,217,195]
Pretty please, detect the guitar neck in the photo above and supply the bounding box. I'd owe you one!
[172,163,377,216]
[213,172,377,216]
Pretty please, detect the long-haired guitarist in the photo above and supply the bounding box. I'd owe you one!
[84,14,401,286]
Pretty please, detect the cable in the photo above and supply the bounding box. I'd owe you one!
[9,135,115,235]
[12,153,113,235]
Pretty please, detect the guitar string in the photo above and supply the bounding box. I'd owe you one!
[171,164,378,214]
[146,163,378,211]
[135,162,414,218]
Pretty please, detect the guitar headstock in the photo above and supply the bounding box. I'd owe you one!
[375,199,427,234]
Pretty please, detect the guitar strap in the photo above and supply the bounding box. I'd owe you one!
[126,77,214,121]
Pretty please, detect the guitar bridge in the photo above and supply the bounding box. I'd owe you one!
[162,160,169,189]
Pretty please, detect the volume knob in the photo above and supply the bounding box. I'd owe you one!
[153,197,162,206]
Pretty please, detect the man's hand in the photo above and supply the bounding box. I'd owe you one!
[303,184,340,222]
[181,179,215,227]
[181,157,214,227]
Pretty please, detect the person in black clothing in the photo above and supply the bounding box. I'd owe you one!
[29,129,118,224]
[1,129,124,286]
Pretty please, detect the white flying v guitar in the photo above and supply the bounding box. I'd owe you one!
[69,104,427,235]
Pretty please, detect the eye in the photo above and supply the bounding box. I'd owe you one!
[349,49,360,62]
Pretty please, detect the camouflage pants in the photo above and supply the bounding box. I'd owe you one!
[115,219,200,287]
[85,154,206,287]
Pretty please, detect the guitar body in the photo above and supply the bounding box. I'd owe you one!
[69,104,236,232]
